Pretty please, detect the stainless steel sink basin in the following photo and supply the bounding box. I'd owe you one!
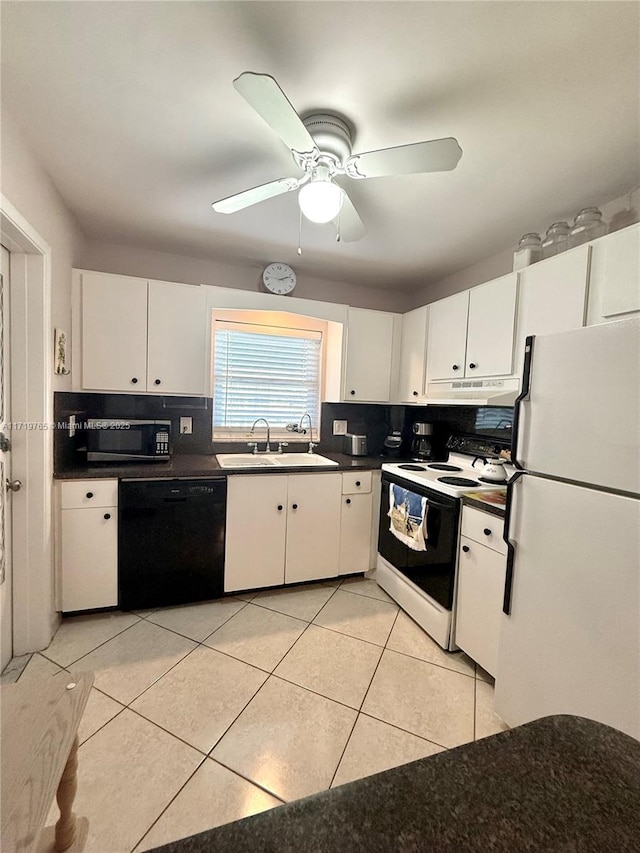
[216,452,338,469]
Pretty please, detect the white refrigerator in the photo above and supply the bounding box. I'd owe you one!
[495,316,640,740]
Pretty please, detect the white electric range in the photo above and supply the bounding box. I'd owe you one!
[374,437,511,651]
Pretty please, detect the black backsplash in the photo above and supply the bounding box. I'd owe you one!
[54,392,511,472]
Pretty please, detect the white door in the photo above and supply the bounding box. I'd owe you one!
[338,492,373,575]
[588,223,640,324]
[81,271,148,391]
[495,474,640,739]
[426,291,468,380]
[147,281,207,395]
[465,273,518,377]
[397,305,428,402]
[517,317,640,494]
[343,308,394,401]
[285,473,342,583]
[0,247,12,670]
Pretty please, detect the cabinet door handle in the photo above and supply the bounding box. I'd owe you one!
[131,377,138,384]
[355,481,361,487]
[462,545,470,553]
[452,364,459,371]
[483,528,492,536]
[86,492,94,499]
[350,390,356,395]
[103,513,111,520]
[412,390,418,396]
[154,379,161,386]
[277,504,283,511]
[345,498,351,505]
[469,362,477,369]
[292,503,298,510]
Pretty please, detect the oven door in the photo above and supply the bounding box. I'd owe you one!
[378,473,459,609]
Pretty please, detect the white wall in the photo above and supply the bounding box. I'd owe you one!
[79,238,411,314]
[408,186,640,309]
[1,108,85,391]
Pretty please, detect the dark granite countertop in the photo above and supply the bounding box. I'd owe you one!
[461,493,507,519]
[54,452,384,480]
[151,716,640,853]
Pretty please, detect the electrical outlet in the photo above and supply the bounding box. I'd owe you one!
[333,420,348,436]
[179,417,193,435]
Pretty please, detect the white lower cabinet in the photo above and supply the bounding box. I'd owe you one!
[339,471,375,575]
[454,507,506,677]
[224,472,343,592]
[58,479,118,612]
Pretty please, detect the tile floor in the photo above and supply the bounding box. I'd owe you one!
[2,576,508,853]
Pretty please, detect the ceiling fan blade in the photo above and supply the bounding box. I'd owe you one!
[334,188,367,242]
[212,176,303,214]
[233,72,318,160]
[345,137,462,179]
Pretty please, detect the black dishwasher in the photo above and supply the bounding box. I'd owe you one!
[119,478,226,610]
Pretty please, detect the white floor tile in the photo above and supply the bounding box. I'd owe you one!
[146,597,247,642]
[339,576,394,603]
[43,611,141,667]
[387,611,475,677]
[212,676,357,801]
[313,590,398,646]
[71,620,196,705]
[475,679,509,741]
[70,709,202,853]
[252,583,336,622]
[131,645,267,753]
[362,649,475,748]
[203,604,306,671]
[332,713,443,788]
[17,653,64,682]
[78,688,125,745]
[134,758,281,851]
[274,624,382,709]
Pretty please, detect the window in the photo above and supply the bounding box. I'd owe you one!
[212,316,323,440]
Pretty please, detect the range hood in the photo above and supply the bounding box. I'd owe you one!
[424,377,520,406]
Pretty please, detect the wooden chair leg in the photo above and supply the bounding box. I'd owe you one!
[54,735,79,852]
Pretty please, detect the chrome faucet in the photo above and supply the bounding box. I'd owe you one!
[249,418,271,453]
[299,413,317,454]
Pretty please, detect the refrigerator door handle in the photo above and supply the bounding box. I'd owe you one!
[502,472,524,615]
[511,335,535,471]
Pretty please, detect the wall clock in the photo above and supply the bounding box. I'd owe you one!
[262,263,297,295]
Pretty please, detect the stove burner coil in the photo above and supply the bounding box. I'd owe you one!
[437,476,479,487]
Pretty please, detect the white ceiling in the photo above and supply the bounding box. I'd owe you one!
[2,1,639,291]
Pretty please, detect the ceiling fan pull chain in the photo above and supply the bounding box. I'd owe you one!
[297,208,303,255]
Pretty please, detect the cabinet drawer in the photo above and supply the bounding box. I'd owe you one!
[60,479,118,509]
[461,506,506,555]
[342,471,373,494]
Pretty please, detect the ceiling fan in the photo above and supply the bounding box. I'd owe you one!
[211,72,463,242]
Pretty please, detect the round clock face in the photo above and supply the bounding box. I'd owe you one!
[262,263,297,295]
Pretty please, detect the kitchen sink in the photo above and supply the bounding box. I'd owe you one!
[216,453,338,469]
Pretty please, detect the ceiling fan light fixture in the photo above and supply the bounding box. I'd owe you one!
[298,179,344,224]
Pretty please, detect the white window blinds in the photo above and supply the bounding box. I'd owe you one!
[213,320,322,437]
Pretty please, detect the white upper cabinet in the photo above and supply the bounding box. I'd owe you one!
[343,307,398,401]
[513,245,590,376]
[147,279,207,395]
[427,274,518,381]
[465,274,518,378]
[82,271,149,392]
[397,305,429,402]
[587,223,640,325]
[426,291,469,380]
[78,270,207,395]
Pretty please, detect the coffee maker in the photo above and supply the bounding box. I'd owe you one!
[411,422,435,462]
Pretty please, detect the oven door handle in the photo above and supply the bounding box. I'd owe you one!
[383,478,455,512]
[502,472,523,615]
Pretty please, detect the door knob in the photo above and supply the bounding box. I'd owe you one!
[6,479,22,492]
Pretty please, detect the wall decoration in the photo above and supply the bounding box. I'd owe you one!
[54,328,70,375]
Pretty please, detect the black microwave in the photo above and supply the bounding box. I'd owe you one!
[86,419,171,462]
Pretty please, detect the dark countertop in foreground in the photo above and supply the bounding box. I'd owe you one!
[151,716,640,853]
[54,452,384,480]
[461,491,507,518]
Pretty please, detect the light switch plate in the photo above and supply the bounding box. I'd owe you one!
[179,417,193,435]
[333,420,348,435]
